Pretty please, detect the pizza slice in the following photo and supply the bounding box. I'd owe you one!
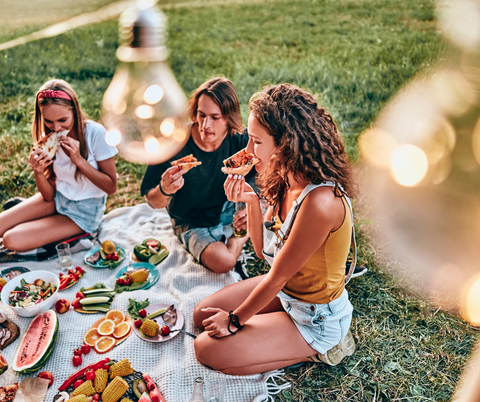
[221,149,260,176]
[0,383,18,402]
[171,154,202,172]
[33,130,69,160]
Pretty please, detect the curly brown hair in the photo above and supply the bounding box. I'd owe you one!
[32,79,89,180]
[249,83,356,206]
[186,77,243,135]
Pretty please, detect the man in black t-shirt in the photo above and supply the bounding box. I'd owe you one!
[141,77,253,273]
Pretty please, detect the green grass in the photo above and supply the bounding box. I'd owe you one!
[0,0,477,400]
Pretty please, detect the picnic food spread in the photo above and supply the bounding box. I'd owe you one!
[133,238,168,266]
[170,154,202,172]
[8,278,57,308]
[34,130,69,159]
[221,148,259,176]
[85,241,125,269]
[72,284,115,313]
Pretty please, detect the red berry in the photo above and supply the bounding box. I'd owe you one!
[74,379,84,388]
[138,309,147,318]
[73,348,82,356]
[160,325,170,336]
[72,355,82,367]
[81,344,91,355]
[112,254,119,261]
[105,254,112,260]
[134,319,143,328]
[85,369,96,381]
[116,278,124,286]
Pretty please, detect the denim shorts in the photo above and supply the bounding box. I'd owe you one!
[179,201,235,262]
[55,191,106,233]
[278,288,353,354]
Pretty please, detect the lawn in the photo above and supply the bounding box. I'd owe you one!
[0,0,478,400]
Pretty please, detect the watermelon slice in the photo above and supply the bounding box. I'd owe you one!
[143,373,165,402]
[12,310,58,374]
[138,392,153,402]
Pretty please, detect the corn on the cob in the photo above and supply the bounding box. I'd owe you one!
[94,368,109,393]
[109,358,134,378]
[120,399,135,402]
[102,376,129,402]
[66,396,89,402]
[71,380,95,397]
[128,268,149,283]
[140,319,159,337]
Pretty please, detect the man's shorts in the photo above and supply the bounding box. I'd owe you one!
[178,201,235,262]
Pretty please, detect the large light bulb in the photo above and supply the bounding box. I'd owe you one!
[102,4,188,164]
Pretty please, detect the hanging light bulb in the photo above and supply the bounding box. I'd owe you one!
[102,1,188,164]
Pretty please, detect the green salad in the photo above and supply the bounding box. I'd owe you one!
[8,279,57,308]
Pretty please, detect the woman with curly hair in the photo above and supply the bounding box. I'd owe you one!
[193,83,357,374]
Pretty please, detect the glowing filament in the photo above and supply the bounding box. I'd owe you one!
[105,129,122,146]
[144,85,164,104]
[391,144,428,187]
[135,105,155,119]
[145,137,159,153]
[160,118,175,137]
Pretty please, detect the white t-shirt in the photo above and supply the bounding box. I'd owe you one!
[53,121,118,200]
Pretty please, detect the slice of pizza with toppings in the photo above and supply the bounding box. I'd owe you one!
[34,130,69,160]
[0,383,18,402]
[171,154,202,172]
[221,149,259,176]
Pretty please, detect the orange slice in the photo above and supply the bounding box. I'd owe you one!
[94,336,116,354]
[97,319,116,336]
[105,309,125,324]
[113,321,131,339]
[84,328,101,347]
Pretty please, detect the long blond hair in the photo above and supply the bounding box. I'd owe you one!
[32,79,88,180]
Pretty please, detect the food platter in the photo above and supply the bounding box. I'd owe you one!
[132,303,184,343]
[84,246,125,269]
[114,263,159,292]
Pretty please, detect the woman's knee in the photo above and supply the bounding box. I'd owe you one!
[194,333,222,370]
[3,229,22,251]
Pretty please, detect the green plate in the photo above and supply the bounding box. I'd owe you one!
[84,246,125,269]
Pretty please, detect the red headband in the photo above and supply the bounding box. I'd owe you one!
[38,90,72,101]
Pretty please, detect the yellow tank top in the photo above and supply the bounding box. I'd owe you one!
[273,196,352,304]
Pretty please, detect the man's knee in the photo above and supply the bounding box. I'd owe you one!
[200,245,236,273]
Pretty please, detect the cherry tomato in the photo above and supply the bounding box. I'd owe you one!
[105,254,112,260]
[112,254,119,261]
[85,369,96,381]
[76,292,85,299]
[134,319,143,328]
[160,326,170,336]
[71,298,82,309]
[81,344,91,355]
[72,355,82,367]
[37,371,54,387]
[116,278,124,285]
[138,309,147,318]
[92,394,100,401]
[74,379,84,388]
[73,348,82,356]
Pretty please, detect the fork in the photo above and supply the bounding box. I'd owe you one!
[164,322,197,339]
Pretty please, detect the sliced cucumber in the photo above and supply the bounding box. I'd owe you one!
[83,288,114,295]
[80,296,111,305]
[81,304,111,312]
[145,307,168,320]
[149,249,169,265]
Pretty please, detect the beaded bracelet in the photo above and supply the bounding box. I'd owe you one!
[159,183,174,197]
[228,311,244,335]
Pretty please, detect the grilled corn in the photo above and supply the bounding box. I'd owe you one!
[66,396,89,402]
[140,319,159,337]
[71,380,95,397]
[94,368,109,393]
[109,358,134,378]
[102,376,129,402]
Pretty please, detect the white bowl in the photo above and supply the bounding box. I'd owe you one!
[1,271,60,317]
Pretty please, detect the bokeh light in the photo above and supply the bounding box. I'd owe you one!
[135,105,155,119]
[462,274,480,326]
[160,118,175,137]
[144,137,159,153]
[144,85,164,105]
[105,129,122,146]
[391,144,428,187]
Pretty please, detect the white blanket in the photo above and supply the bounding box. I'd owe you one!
[0,204,287,402]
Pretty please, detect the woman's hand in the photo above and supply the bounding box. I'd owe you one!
[224,175,257,204]
[201,307,238,338]
[28,149,53,173]
[59,136,82,165]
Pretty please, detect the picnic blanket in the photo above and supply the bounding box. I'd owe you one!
[0,203,289,402]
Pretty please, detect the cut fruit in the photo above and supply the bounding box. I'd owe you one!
[94,336,116,354]
[97,319,116,336]
[113,321,131,339]
[105,310,125,324]
[84,328,101,347]
[101,240,116,255]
